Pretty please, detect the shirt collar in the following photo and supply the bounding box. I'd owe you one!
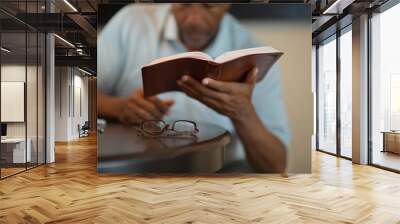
[164,13,179,42]
[202,16,230,57]
[161,7,232,56]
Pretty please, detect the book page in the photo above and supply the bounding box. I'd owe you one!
[146,51,212,66]
[215,46,281,63]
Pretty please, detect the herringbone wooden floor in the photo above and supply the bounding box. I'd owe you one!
[1,136,400,224]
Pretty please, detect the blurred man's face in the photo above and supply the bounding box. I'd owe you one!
[171,3,230,51]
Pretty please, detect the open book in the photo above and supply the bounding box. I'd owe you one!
[141,46,283,97]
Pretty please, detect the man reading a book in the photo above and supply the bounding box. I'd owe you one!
[98,3,290,173]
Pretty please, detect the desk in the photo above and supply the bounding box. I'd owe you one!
[98,122,231,173]
[382,131,400,154]
[1,138,31,165]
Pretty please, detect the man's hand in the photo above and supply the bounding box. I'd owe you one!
[118,89,174,124]
[177,67,258,122]
[177,67,287,173]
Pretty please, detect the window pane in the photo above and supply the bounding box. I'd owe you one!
[312,46,317,150]
[371,3,400,171]
[340,29,352,158]
[318,37,337,154]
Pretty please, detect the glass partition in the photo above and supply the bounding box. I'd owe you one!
[1,30,28,177]
[317,35,337,154]
[339,27,352,158]
[0,1,46,179]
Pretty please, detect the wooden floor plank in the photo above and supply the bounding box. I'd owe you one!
[0,135,400,223]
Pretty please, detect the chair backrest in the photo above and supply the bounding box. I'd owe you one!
[82,121,90,129]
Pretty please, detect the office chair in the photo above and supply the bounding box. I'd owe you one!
[78,121,90,138]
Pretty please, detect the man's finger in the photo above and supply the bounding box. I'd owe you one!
[127,103,156,121]
[179,80,225,112]
[178,80,202,99]
[160,99,175,112]
[246,67,258,86]
[137,88,173,114]
[135,108,155,121]
[122,105,144,124]
[179,82,222,112]
[181,75,227,101]
[133,97,163,119]
[202,67,258,93]
[120,107,139,124]
[130,89,163,118]
[202,97,223,113]
[201,78,233,93]
[148,96,174,113]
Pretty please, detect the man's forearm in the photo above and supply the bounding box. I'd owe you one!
[97,91,126,121]
[232,108,287,173]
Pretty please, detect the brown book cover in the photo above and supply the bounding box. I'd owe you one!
[142,47,283,97]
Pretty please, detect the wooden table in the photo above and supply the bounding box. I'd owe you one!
[97,122,231,173]
[382,131,400,154]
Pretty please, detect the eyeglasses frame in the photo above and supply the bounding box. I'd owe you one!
[140,119,199,137]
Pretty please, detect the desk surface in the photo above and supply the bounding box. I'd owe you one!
[381,131,400,134]
[1,138,26,143]
[97,122,231,173]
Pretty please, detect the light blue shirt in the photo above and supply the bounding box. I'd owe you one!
[98,4,290,163]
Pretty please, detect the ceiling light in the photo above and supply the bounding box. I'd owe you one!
[1,47,11,53]
[76,48,85,55]
[54,34,75,48]
[323,0,355,15]
[63,0,78,12]
[78,67,92,76]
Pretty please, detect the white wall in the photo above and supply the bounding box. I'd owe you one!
[55,67,69,141]
[1,82,25,122]
[55,67,89,141]
[72,73,89,138]
[243,20,313,173]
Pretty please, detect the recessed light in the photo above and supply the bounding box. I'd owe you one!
[54,34,75,48]
[1,47,11,53]
[78,67,92,76]
[323,0,354,15]
[63,0,78,12]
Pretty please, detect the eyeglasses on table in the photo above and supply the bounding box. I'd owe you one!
[136,120,199,138]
